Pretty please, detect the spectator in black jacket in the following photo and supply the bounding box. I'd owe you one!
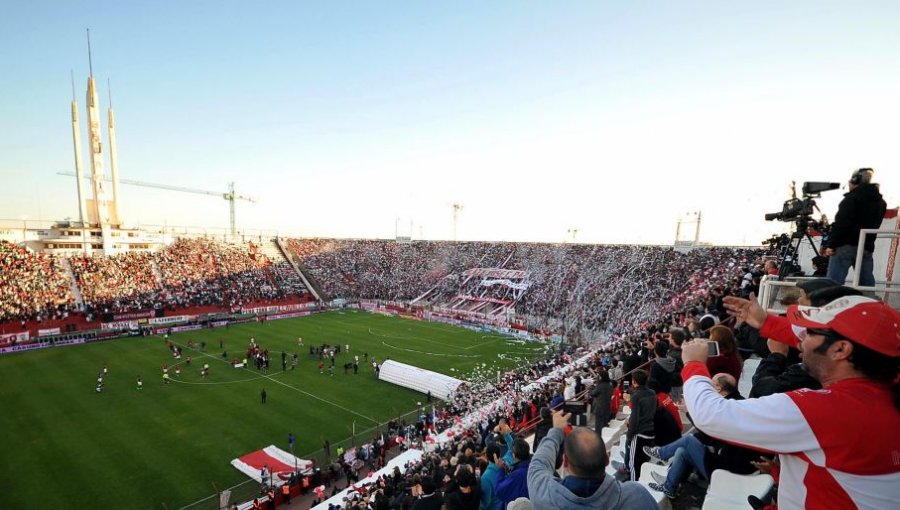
[590,369,613,430]
[532,407,553,454]
[825,168,887,286]
[625,369,656,481]
[666,328,687,401]
[649,341,674,395]
[444,465,481,510]
[622,349,642,376]
[410,478,443,510]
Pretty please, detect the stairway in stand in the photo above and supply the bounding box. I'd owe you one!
[150,259,167,291]
[260,239,316,300]
[59,258,85,309]
[271,238,326,302]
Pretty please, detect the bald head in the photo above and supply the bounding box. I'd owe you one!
[713,373,737,395]
[563,427,607,479]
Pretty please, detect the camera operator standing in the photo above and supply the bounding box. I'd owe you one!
[824,168,886,286]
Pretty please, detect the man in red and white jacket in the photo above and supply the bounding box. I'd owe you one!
[681,295,900,510]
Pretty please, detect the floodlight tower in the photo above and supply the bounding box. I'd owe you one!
[69,73,88,228]
[84,29,114,251]
[694,211,702,244]
[107,78,122,225]
[452,203,463,242]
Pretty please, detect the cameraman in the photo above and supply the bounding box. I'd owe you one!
[824,168,886,286]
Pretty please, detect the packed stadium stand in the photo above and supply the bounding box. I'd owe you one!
[284,239,758,342]
[0,240,75,323]
[0,237,310,331]
[4,235,899,509]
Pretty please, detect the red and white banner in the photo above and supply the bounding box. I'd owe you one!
[230,445,314,484]
[38,327,61,337]
[0,331,31,347]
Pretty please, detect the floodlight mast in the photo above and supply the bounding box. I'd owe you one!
[452,203,463,242]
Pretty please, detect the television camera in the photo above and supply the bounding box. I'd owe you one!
[764,181,839,279]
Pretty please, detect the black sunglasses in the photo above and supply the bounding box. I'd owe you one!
[805,328,845,341]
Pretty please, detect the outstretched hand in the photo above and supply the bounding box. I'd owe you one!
[722,293,767,329]
[552,410,571,430]
[682,338,710,365]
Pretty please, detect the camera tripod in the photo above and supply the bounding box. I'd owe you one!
[776,217,821,280]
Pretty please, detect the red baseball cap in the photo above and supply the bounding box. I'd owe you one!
[787,296,900,357]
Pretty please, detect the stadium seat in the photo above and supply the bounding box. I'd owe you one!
[701,470,774,510]
[738,358,761,398]
[600,419,626,448]
[637,463,674,509]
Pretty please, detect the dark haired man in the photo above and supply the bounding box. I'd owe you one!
[527,411,656,509]
[624,369,656,481]
[411,478,443,510]
[690,295,900,509]
[666,328,687,401]
[480,443,503,510]
[825,168,886,287]
[649,341,674,395]
[445,465,481,510]
[749,283,853,398]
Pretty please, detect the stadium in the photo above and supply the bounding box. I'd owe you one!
[4,4,900,510]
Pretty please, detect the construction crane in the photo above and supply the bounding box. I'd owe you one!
[57,171,257,237]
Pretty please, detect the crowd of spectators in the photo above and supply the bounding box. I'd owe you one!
[70,252,162,313]
[5,233,896,508]
[286,239,759,342]
[0,240,74,323]
[155,238,305,310]
[1,238,309,323]
[300,245,897,510]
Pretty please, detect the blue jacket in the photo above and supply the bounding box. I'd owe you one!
[527,428,657,510]
[480,462,502,510]
[500,432,515,465]
[495,459,530,510]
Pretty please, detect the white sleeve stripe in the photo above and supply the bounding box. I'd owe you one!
[683,376,821,453]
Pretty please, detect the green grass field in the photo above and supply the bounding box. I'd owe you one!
[0,310,547,510]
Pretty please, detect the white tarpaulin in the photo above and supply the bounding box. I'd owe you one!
[378,360,466,400]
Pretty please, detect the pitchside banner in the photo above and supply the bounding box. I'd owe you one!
[101,321,139,330]
[242,303,315,315]
[112,310,154,321]
[0,332,31,347]
[148,315,193,326]
[265,311,310,321]
[0,337,86,355]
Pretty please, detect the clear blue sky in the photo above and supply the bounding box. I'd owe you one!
[1,1,899,244]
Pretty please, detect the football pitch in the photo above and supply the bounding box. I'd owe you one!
[0,310,548,510]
